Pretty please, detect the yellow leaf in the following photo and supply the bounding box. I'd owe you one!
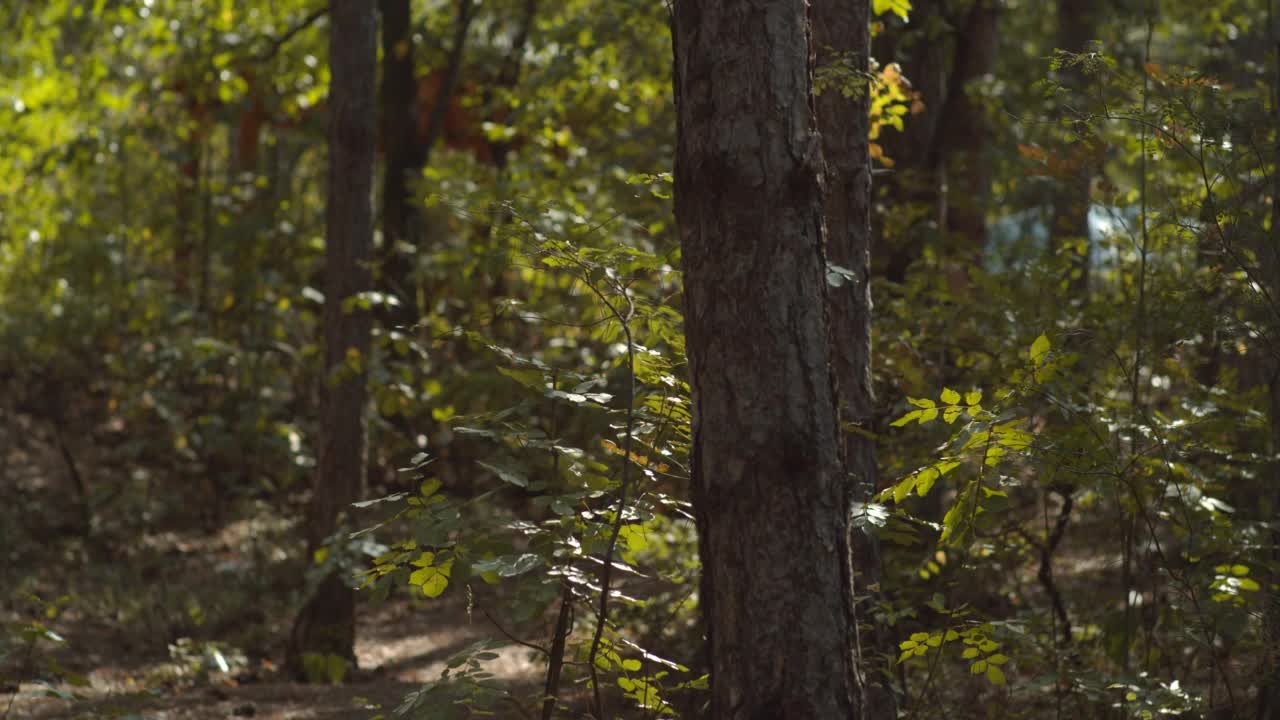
[940,387,961,405]
[873,0,911,21]
[964,390,983,405]
[893,476,917,504]
[409,559,453,598]
[891,410,922,427]
[1030,334,1051,366]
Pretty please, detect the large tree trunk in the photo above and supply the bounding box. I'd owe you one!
[813,0,894,714]
[673,1,866,717]
[286,0,376,681]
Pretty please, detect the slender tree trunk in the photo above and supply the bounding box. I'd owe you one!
[379,0,420,321]
[1049,0,1098,293]
[813,1,894,714]
[674,1,864,717]
[1258,8,1280,714]
[286,0,376,681]
[934,0,998,268]
[874,0,949,284]
[875,0,998,284]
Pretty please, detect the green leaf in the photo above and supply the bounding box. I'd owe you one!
[986,665,1007,685]
[943,406,963,424]
[940,387,961,405]
[915,467,941,497]
[1030,334,1051,366]
[987,654,1009,665]
[473,553,543,578]
[420,478,442,498]
[939,494,966,545]
[919,408,939,423]
[477,459,528,488]
[964,390,983,405]
[907,397,936,409]
[962,647,980,659]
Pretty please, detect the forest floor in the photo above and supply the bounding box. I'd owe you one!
[3,531,545,720]
[4,592,542,719]
[0,415,545,720]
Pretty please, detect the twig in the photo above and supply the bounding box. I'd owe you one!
[478,605,551,656]
[541,581,575,720]
[581,267,638,720]
[418,0,478,168]
[255,6,328,62]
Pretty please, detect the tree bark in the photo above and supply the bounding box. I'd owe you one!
[286,0,376,680]
[673,1,864,717]
[812,0,894,714]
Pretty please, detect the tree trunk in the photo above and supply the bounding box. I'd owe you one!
[875,0,999,284]
[286,0,376,681]
[1258,7,1280,711]
[379,0,421,321]
[673,1,864,717]
[1049,0,1098,293]
[813,0,894,714]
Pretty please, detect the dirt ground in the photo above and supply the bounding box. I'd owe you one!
[4,593,543,719]
[0,416,546,720]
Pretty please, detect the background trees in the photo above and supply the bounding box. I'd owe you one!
[0,0,1279,718]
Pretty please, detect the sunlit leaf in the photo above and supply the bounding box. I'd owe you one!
[1030,334,1051,366]
[873,0,911,21]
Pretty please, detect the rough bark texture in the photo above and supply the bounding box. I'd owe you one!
[812,0,894,714]
[673,1,862,718]
[286,0,376,679]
